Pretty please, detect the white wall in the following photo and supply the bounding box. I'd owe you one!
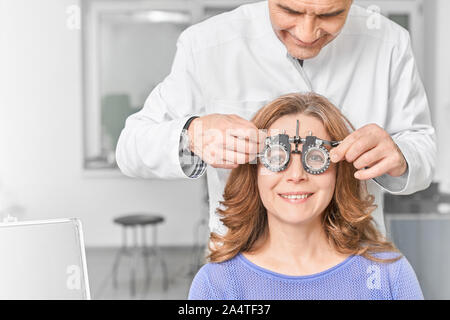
[431,0,450,192]
[0,0,208,247]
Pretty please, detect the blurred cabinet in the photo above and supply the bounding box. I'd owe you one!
[386,213,450,299]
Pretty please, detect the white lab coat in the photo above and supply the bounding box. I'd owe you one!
[116,1,436,236]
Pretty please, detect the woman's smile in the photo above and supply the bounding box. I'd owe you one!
[278,192,314,204]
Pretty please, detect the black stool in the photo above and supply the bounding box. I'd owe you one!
[112,213,168,297]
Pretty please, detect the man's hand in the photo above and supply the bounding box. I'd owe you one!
[187,113,267,169]
[329,124,408,180]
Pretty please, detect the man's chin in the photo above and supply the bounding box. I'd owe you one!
[287,45,321,60]
[286,34,337,60]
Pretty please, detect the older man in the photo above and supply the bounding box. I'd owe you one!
[116,0,436,236]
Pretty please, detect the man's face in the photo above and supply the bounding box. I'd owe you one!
[268,0,352,60]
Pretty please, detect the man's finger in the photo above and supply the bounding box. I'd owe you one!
[353,146,387,170]
[228,127,262,144]
[223,134,260,156]
[354,158,389,180]
[352,146,385,170]
[211,162,240,169]
[343,134,379,163]
[331,124,382,163]
[227,115,267,144]
[330,132,359,163]
[204,147,240,168]
[220,149,252,164]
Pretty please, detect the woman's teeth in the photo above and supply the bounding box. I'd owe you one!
[280,194,311,199]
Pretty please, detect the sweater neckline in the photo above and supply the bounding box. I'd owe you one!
[236,252,356,281]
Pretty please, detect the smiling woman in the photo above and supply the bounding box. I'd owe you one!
[188,93,424,300]
[209,92,397,264]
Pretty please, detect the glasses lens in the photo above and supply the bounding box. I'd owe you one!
[265,145,288,168]
[305,148,327,170]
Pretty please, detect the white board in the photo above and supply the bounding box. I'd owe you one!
[0,218,90,299]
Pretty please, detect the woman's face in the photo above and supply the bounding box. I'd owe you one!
[257,113,337,226]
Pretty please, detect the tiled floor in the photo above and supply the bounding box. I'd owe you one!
[85,246,206,300]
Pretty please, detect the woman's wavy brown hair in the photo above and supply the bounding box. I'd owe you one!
[208,92,401,264]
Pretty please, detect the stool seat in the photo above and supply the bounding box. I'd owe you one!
[111,212,168,297]
[113,213,164,226]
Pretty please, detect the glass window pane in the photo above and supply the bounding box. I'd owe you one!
[388,13,410,31]
[85,9,191,169]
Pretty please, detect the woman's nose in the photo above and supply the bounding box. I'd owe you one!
[285,153,308,182]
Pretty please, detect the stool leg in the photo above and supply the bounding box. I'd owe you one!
[130,226,139,298]
[112,227,127,289]
[153,225,169,291]
[142,226,151,297]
